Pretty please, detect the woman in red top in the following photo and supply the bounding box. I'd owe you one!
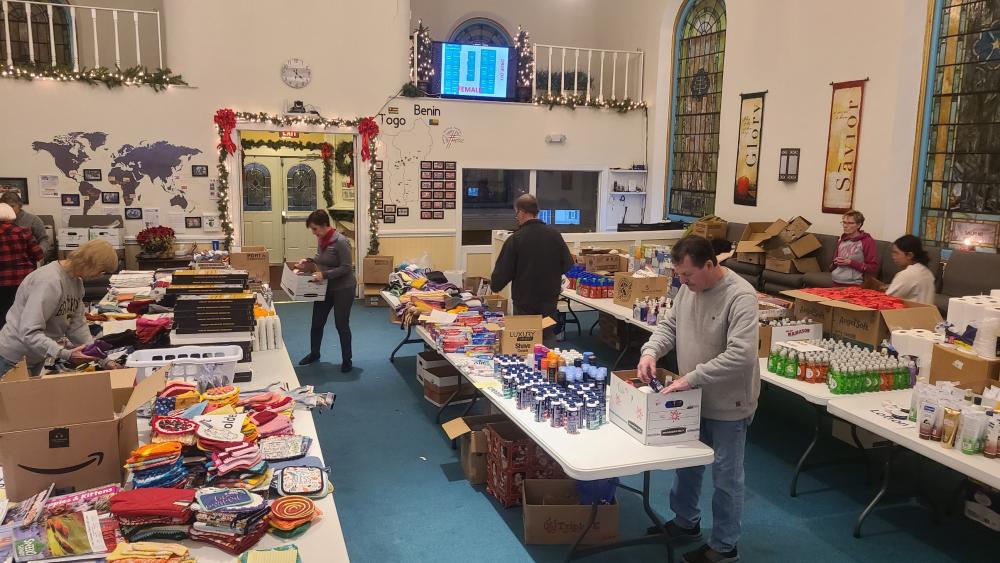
[0,203,44,329]
[831,209,879,286]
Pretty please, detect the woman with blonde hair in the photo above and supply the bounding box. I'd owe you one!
[0,239,118,378]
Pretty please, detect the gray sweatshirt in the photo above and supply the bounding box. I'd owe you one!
[312,233,356,291]
[640,268,760,421]
[0,262,92,367]
[15,210,50,257]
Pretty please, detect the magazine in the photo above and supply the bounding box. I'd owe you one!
[12,510,108,563]
[0,525,13,562]
[2,486,54,528]
[42,486,121,518]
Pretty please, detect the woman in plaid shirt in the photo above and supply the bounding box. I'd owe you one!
[0,203,43,329]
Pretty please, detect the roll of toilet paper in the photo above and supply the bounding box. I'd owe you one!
[947,296,1000,333]
[891,328,945,373]
[992,289,1000,298]
[972,317,1000,360]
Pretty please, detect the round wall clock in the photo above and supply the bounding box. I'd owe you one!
[281,58,311,88]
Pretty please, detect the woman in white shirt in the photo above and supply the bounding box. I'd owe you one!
[885,235,936,304]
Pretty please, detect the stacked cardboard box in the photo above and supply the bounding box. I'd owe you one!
[575,250,629,274]
[441,414,509,485]
[522,480,619,545]
[735,216,822,274]
[690,216,728,240]
[362,255,393,306]
[484,422,565,507]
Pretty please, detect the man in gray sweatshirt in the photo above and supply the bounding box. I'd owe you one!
[638,235,759,563]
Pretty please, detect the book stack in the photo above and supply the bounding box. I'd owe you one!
[188,488,269,554]
[172,294,256,334]
[109,488,196,543]
[171,269,249,286]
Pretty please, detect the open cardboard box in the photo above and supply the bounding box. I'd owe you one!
[229,245,270,284]
[735,220,788,264]
[522,479,619,545]
[609,369,701,445]
[485,315,557,355]
[758,322,824,358]
[612,273,669,307]
[442,414,508,484]
[0,362,167,501]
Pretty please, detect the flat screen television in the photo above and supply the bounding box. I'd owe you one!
[554,209,581,225]
[429,42,516,101]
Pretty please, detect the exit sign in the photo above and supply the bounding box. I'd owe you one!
[279,131,299,139]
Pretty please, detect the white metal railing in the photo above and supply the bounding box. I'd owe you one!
[1,0,163,70]
[533,44,643,102]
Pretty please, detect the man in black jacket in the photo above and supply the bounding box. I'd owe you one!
[490,194,574,338]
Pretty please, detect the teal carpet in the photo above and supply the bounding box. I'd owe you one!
[279,301,995,562]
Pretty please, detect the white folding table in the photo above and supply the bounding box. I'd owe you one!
[560,289,657,369]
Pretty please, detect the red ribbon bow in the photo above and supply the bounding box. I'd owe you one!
[214,108,238,155]
[358,117,379,162]
[320,142,333,160]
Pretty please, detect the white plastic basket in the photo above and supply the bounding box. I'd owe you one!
[127,345,244,387]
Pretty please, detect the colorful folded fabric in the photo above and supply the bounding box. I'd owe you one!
[106,541,194,563]
[110,488,195,519]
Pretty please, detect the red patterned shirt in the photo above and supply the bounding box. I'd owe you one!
[0,222,44,287]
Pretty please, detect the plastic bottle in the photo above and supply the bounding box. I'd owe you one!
[828,361,841,394]
[776,348,788,376]
[633,299,641,320]
[767,344,780,373]
[648,304,658,326]
[784,351,799,379]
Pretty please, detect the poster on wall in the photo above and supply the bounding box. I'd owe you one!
[950,220,998,248]
[733,92,766,207]
[822,80,866,213]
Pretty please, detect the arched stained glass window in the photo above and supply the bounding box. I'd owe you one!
[286,163,317,211]
[666,0,726,219]
[914,0,1000,250]
[243,163,271,211]
[449,18,511,47]
[0,0,72,66]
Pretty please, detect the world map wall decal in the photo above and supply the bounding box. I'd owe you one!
[32,132,202,214]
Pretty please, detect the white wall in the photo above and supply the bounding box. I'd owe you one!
[705,0,927,240]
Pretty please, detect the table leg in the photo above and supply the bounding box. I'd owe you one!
[564,297,582,337]
[566,501,600,563]
[389,323,422,363]
[854,444,898,538]
[588,317,599,336]
[790,403,823,497]
[612,321,632,371]
[850,423,872,485]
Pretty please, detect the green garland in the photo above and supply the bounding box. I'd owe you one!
[533,94,648,113]
[367,138,380,256]
[236,111,363,129]
[239,139,335,208]
[334,141,354,177]
[0,63,186,92]
[215,132,235,250]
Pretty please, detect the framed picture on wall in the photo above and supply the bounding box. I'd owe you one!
[445,161,456,170]
[445,191,456,199]
[433,161,444,170]
[384,204,397,214]
[374,171,383,180]
[397,207,409,217]
[384,214,396,224]
[420,190,432,199]
[433,171,444,180]
[421,201,432,209]
[376,210,383,220]
[421,171,432,180]
[373,180,383,189]
[433,211,444,219]
[61,193,81,206]
[101,191,120,204]
[433,181,443,189]
[125,207,143,220]
[445,181,456,189]
[185,216,202,229]
[0,177,29,204]
[191,165,209,177]
[83,169,102,181]
[432,201,444,209]
[374,160,383,170]
[445,171,456,180]
[375,189,383,199]
[433,191,444,199]
[421,161,432,170]
[444,201,456,209]
[421,181,431,189]
[421,211,432,219]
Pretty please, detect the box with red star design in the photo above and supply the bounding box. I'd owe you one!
[608,369,702,446]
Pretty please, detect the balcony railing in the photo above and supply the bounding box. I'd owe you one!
[1,0,163,70]
[533,44,643,102]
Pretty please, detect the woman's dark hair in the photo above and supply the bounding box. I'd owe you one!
[306,209,330,228]
[672,235,718,267]
[893,234,929,266]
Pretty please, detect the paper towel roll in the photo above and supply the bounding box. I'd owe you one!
[972,317,1000,360]
[947,296,1000,333]
[892,329,944,373]
[992,289,1000,298]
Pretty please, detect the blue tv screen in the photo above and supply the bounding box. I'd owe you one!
[431,42,515,101]
[554,209,581,225]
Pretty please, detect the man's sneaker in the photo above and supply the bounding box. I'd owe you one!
[682,543,739,563]
[644,520,701,539]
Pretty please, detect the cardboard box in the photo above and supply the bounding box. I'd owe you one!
[417,351,450,378]
[734,221,786,263]
[419,365,463,388]
[464,276,489,297]
[363,284,384,307]
[578,252,629,273]
[423,380,476,407]
[57,228,87,251]
[0,365,166,501]
[442,414,508,484]
[829,301,943,349]
[767,233,822,260]
[765,256,820,274]
[758,322,823,357]
[484,294,510,313]
[89,228,123,249]
[230,245,270,284]
[782,289,836,334]
[492,315,557,355]
[690,218,728,240]
[778,216,812,243]
[280,261,328,301]
[109,369,138,414]
[609,369,702,445]
[362,255,394,285]
[522,479,619,545]
[929,344,1000,393]
[612,273,669,307]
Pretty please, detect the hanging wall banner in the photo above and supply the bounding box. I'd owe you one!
[822,80,866,213]
[733,92,766,206]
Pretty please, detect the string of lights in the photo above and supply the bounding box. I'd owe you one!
[514,26,534,88]
[409,20,434,84]
[0,63,186,92]
[533,94,648,113]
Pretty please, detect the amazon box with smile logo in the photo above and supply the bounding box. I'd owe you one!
[0,362,166,501]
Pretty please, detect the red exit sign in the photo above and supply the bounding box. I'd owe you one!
[279,131,299,139]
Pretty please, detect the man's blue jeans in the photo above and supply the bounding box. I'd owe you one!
[670,416,752,553]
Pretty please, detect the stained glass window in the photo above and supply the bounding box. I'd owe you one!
[916,0,1000,250]
[667,0,726,218]
[286,163,317,211]
[449,18,511,47]
[0,1,72,66]
[243,163,271,211]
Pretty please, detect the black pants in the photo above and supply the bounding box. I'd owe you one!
[310,286,354,362]
[513,300,561,341]
[0,286,16,331]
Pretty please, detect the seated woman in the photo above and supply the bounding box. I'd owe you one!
[883,234,935,304]
[831,210,878,286]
